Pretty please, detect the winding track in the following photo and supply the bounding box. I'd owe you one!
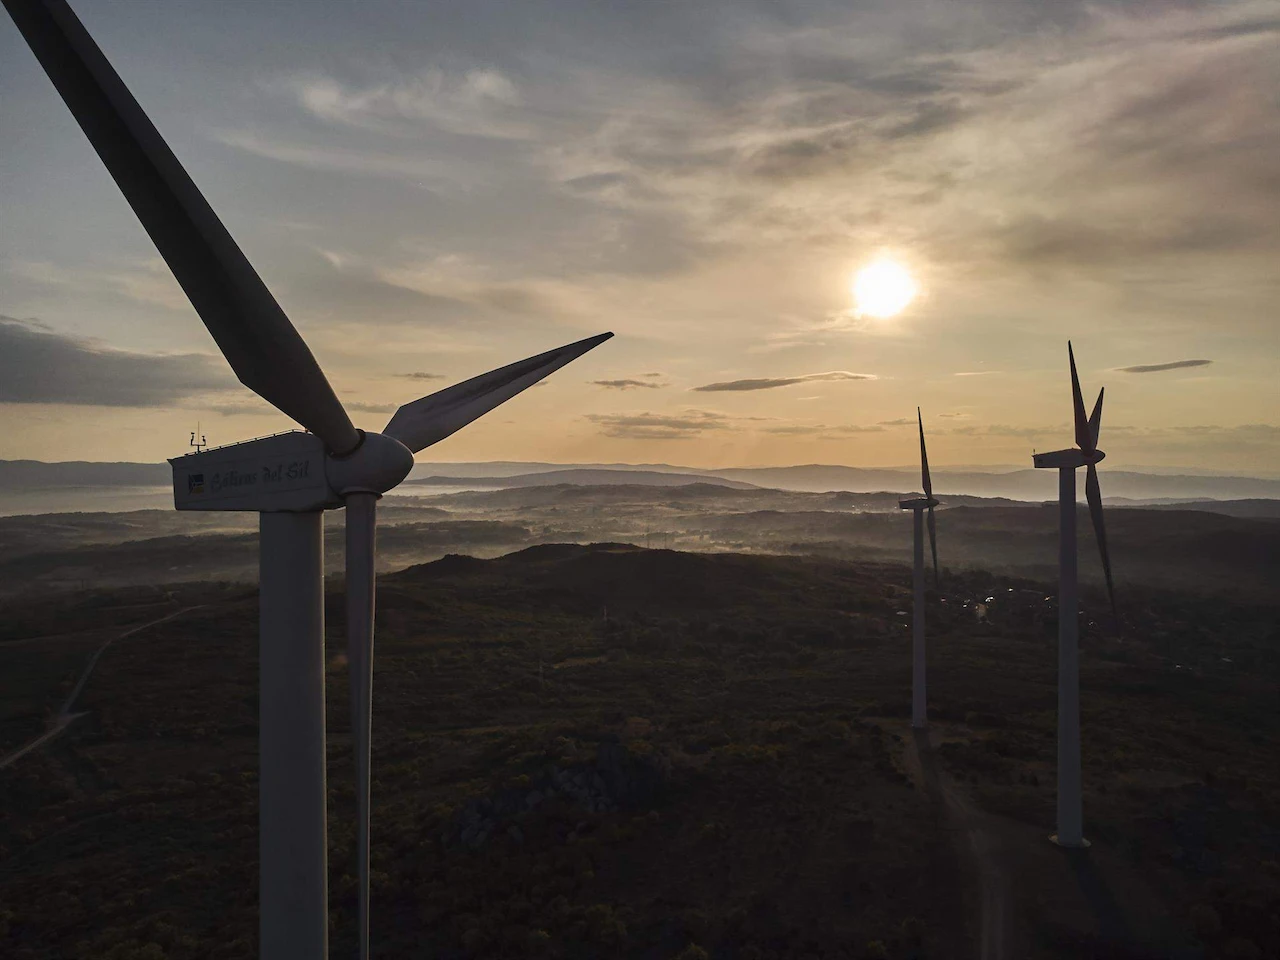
[0,606,201,770]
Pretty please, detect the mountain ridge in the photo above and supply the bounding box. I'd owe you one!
[4,459,1279,503]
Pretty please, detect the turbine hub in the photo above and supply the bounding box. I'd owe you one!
[326,430,414,496]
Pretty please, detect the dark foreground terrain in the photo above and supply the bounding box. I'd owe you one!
[1,542,1277,960]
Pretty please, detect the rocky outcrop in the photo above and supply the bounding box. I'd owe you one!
[442,737,668,851]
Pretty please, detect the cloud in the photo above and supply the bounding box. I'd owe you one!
[371,257,591,321]
[1166,423,1277,438]
[591,378,668,390]
[1180,16,1280,44]
[1116,359,1213,374]
[215,129,456,185]
[0,316,232,407]
[347,401,398,413]
[291,68,527,139]
[542,0,1278,294]
[996,216,1262,267]
[585,410,729,440]
[692,371,876,392]
[878,418,915,427]
[954,371,1000,377]
[211,397,406,418]
[295,249,489,327]
[398,372,447,381]
[14,258,189,313]
[881,99,967,141]
[207,400,275,416]
[762,422,886,437]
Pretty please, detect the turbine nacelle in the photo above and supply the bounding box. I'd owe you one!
[1032,447,1105,470]
[169,430,415,511]
[898,496,940,510]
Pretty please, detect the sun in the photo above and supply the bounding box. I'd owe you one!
[852,259,918,318]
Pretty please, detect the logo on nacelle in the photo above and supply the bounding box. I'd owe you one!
[170,432,332,512]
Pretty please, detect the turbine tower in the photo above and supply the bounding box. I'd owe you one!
[898,408,939,730]
[3,2,612,957]
[1032,342,1116,849]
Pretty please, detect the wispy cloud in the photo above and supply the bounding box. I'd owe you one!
[207,400,275,416]
[347,401,397,413]
[14,258,189,312]
[398,372,447,381]
[290,68,528,139]
[692,371,876,392]
[591,378,668,390]
[762,422,887,437]
[585,410,729,440]
[1116,359,1213,374]
[946,422,1063,440]
[215,129,455,185]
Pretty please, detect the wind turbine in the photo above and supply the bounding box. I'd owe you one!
[1032,342,1116,849]
[3,1,612,956]
[898,408,940,729]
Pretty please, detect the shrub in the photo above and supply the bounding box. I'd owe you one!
[1222,939,1262,960]
[1190,902,1221,940]
[584,903,626,944]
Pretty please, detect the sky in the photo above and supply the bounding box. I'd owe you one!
[1,0,1277,473]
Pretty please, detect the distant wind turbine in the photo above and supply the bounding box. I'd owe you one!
[1032,342,1116,848]
[898,408,940,729]
[3,1,612,957]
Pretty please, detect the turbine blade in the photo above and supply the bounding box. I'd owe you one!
[918,407,932,499]
[3,0,359,454]
[383,332,613,454]
[345,492,377,960]
[1088,387,1104,449]
[926,504,939,589]
[1069,341,1092,453]
[1084,463,1117,617]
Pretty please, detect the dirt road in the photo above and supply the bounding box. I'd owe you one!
[0,606,201,770]
[903,726,1013,960]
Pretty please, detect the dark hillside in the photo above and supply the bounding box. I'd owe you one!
[2,545,1277,958]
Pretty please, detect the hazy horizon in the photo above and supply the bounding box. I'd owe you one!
[4,454,1280,481]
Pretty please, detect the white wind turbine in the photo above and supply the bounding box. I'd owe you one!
[4,1,612,956]
[1032,342,1116,848]
[898,408,940,730]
